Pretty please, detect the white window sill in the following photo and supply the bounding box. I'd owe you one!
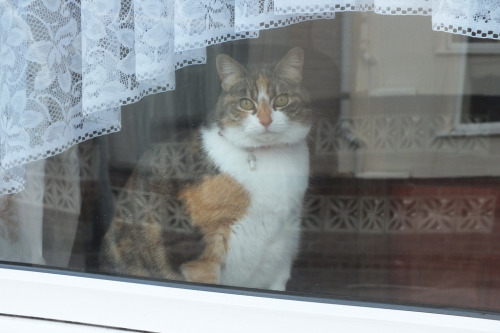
[0,266,498,332]
[438,123,500,137]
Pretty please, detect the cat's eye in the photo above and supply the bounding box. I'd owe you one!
[273,94,289,108]
[239,98,254,110]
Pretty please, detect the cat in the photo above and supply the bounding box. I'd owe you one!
[100,47,312,291]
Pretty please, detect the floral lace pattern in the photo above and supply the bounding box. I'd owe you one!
[1,0,500,195]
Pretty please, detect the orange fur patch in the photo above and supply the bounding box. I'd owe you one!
[256,75,273,127]
[180,232,226,283]
[256,74,269,97]
[178,174,250,283]
[257,101,272,127]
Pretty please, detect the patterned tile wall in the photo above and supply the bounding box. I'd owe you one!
[302,195,495,233]
[112,188,496,234]
[316,116,489,155]
[112,187,193,232]
[103,139,497,235]
[13,148,81,214]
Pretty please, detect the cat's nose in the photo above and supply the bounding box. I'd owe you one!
[257,104,273,128]
[259,114,273,128]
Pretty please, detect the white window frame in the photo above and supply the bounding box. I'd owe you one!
[436,34,500,137]
[0,266,499,332]
[440,121,500,137]
[438,34,500,55]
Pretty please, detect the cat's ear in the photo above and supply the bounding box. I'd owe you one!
[274,47,304,83]
[216,54,247,91]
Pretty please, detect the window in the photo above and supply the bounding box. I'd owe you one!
[438,35,500,136]
[1,1,500,331]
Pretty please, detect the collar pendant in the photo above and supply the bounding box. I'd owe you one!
[247,150,257,171]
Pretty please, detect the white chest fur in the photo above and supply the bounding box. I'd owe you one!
[202,127,309,290]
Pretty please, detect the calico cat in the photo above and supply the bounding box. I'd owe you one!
[100,47,312,291]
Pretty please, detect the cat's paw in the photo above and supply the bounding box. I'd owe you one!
[181,260,220,284]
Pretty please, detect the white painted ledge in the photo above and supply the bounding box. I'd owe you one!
[0,315,124,333]
[0,267,498,333]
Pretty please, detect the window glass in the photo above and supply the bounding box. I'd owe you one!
[2,11,500,316]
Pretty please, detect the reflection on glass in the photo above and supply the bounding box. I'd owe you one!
[2,14,500,314]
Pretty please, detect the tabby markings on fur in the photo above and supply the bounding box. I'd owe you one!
[100,47,312,291]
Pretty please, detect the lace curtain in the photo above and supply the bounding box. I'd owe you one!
[1,0,500,195]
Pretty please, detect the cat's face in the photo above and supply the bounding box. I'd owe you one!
[214,47,311,149]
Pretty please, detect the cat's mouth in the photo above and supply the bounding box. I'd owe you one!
[251,135,297,150]
[253,130,282,143]
[218,126,302,151]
